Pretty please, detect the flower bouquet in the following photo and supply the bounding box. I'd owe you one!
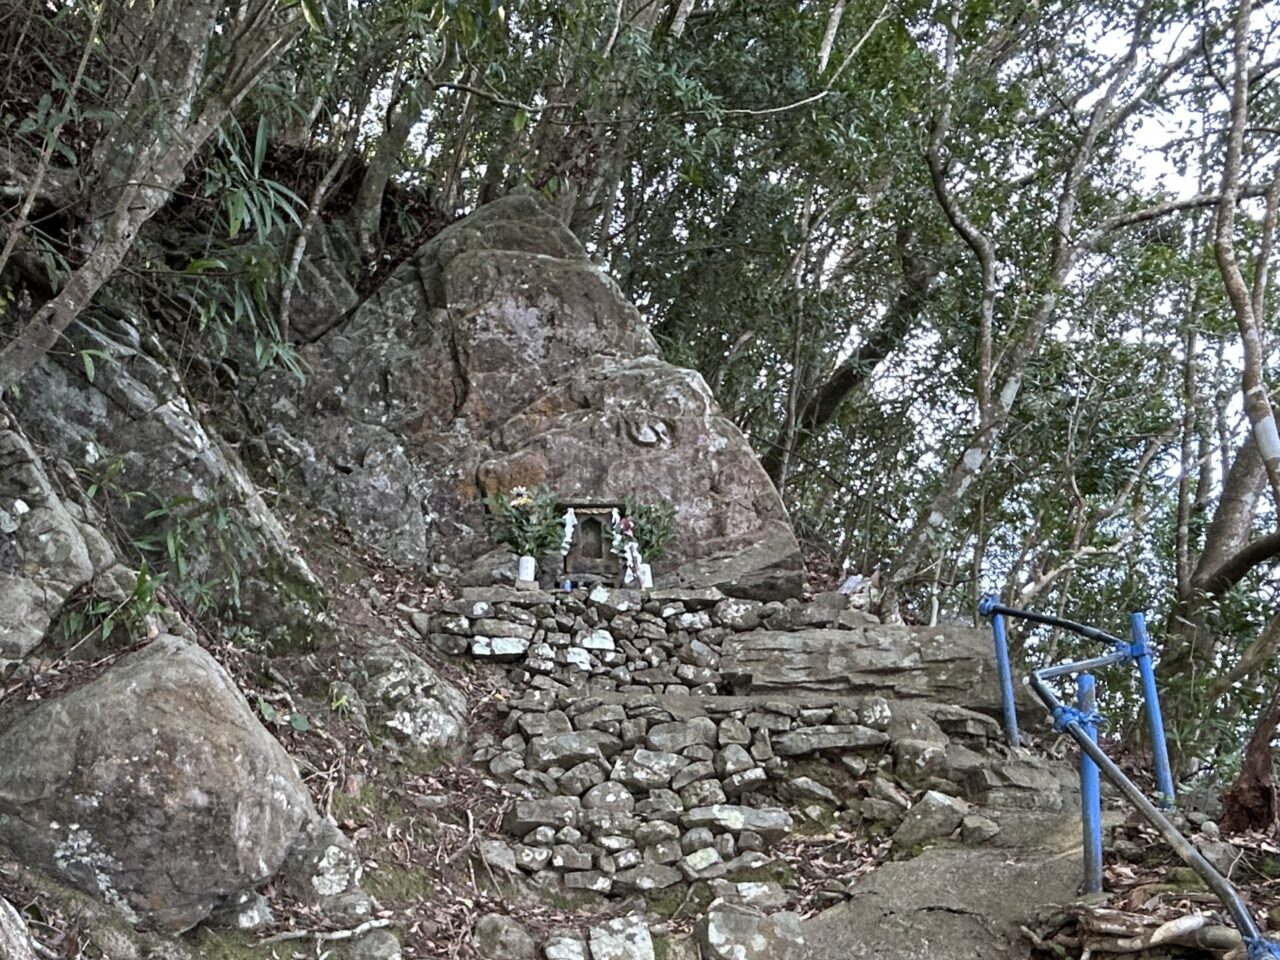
[484,485,565,581]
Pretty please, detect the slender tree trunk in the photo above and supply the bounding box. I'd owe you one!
[1220,689,1280,833]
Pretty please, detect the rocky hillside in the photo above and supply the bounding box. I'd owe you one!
[0,195,1256,960]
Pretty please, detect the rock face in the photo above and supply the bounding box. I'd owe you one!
[0,424,124,659]
[256,194,802,599]
[0,635,317,930]
[7,315,328,645]
[0,897,37,960]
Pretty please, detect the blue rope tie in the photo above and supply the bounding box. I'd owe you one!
[1052,704,1104,733]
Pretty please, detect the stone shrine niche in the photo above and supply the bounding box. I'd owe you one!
[561,502,622,580]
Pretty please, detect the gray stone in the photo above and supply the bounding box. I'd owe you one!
[581,629,616,652]
[719,718,752,746]
[713,599,764,631]
[1197,839,1241,877]
[612,863,683,893]
[711,880,787,910]
[360,640,469,757]
[893,791,970,850]
[681,827,715,853]
[723,767,768,796]
[672,760,717,792]
[551,845,594,872]
[635,789,684,821]
[472,635,531,660]
[714,745,755,778]
[491,751,525,777]
[544,933,589,960]
[583,781,636,812]
[0,898,36,960]
[475,618,536,640]
[256,196,801,600]
[561,761,608,796]
[515,844,552,871]
[646,718,718,753]
[590,915,655,960]
[480,840,522,875]
[0,428,103,659]
[697,905,806,960]
[682,805,793,843]
[961,815,1001,844]
[632,819,678,847]
[772,724,890,756]
[352,929,403,960]
[680,846,726,880]
[565,870,613,893]
[679,779,727,807]
[503,798,582,835]
[0,636,322,931]
[473,913,536,960]
[720,628,1035,716]
[282,818,367,920]
[528,731,622,771]
[11,317,329,643]
[611,749,689,790]
[786,776,839,804]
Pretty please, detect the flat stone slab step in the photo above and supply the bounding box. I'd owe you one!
[719,627,1041,718]
[797,811,1083,960]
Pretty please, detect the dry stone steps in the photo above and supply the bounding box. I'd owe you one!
[429,582,1085,957]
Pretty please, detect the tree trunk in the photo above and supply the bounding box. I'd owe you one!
[1220,690,1280,833]
[0,0,302,394]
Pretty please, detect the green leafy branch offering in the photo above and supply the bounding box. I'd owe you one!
[622,494,676,561]
[484,485,564,557]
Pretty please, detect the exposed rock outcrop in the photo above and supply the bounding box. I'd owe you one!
[0,423,123,659]
[0,897,37,960]
[257,194,803,599]
[0,634,342,931]
[7,315,329,645]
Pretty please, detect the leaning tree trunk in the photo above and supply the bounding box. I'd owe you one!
[1220,690,1280,833]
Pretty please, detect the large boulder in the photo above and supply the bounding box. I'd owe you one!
[255,194,803,598]
[0,635,319,930]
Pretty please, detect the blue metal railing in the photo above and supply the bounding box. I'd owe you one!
[979,596,1280,959]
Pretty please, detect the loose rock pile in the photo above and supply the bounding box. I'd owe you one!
[418,584,1074,921]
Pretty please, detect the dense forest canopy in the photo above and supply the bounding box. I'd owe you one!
[1,0,1279,773]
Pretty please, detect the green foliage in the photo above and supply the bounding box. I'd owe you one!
[622,494,677,561]
[55,563,164,650]
[484,485,565,557]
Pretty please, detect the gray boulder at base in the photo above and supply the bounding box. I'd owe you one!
[0,635,316,931]
[0,897,37,960]
[254,194,803,599]
[697,904,806,960]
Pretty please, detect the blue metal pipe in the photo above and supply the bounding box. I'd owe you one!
[1077,673,1103,895]
[1037,650,1130,681]
[977,598,1126,646]
[1029,670,1272,949]
[1131,612,1176,807]
[990,610,1020,748]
